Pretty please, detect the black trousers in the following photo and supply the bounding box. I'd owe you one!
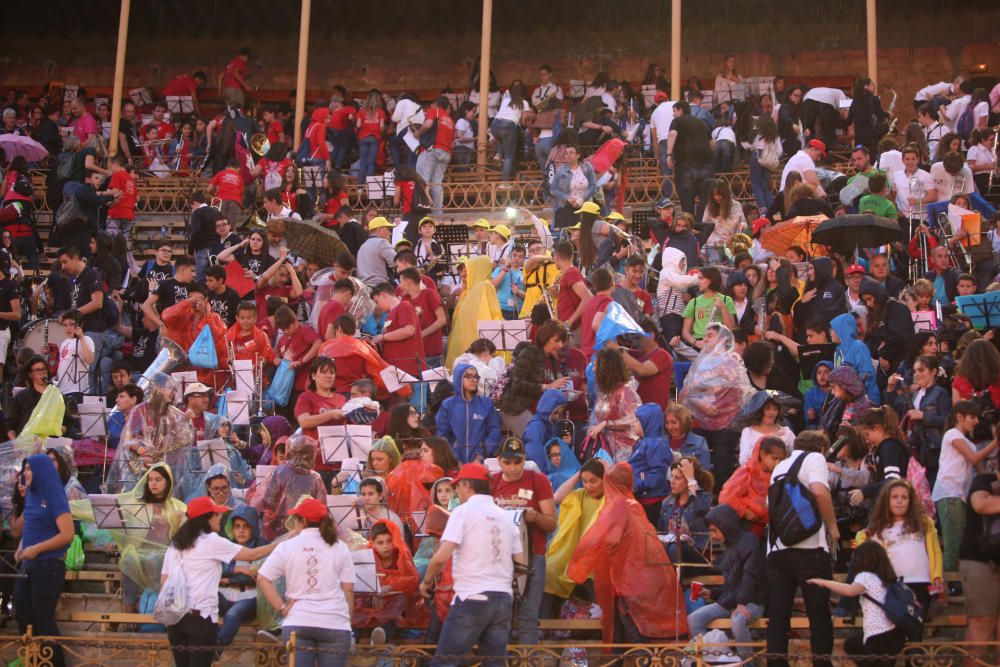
[166,612,219,667]
[800,99,841,151]
[844,628,906,667]
[766,548,834,667]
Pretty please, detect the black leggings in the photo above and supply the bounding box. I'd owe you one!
[844,628,906,667]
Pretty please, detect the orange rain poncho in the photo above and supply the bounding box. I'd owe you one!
[387,459,443,536]
[567,463,687,642]
[161,299,230,390]
[718,436,771,532]
[319,334,411,399]
[353,519,423,627]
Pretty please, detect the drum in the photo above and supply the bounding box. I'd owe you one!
[16,318,70,376]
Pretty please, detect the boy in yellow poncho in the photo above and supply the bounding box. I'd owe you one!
[445,255,503,367]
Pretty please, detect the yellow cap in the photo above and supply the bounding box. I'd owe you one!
[417,216,436,228]
[491,224,512,239]
[472,218,491,229]
[606,211,626,222]
[567,222,582,231]
[575,201,601,215]
[394,238,413,248]
[368,216,394,231]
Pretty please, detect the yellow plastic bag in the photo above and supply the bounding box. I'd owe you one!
[19,386,66,439]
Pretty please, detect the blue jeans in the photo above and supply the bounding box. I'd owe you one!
[332,128,355,170]
[85,329,110,396]
[749,151,774,211]
[389,133,417,170]
[490,118,519,181]
[358,136,379,185]
[687,601,764,658]
[433,591,512,667]
[534,136,555,168]
[284,626,352,667]
[675,162,715,220]
[516,553,546,644]
[15,559,66,667]
[416,148,451,213]
[194,248,212,283]
[217,596,257,646]
[714,140,736,174]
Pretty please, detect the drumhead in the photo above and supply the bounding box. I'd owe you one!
[16,318,70,356]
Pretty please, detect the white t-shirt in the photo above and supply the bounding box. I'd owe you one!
[650,101,676,142]
[967,144,996,170]
[738,425,796,466]
[441,493,522,600]
[892,169,935,220]
[454,118,475,149]
[56,335,94,394]
[924,122,946,160]
[162,533,243,622]
[531,83,564,109]
[712,126,736,144]
[855,571,896,641]
[973,100,989,125]
[875,520,930,584]
[494,91,530,125]
[803,87,849,108]
[940,95,971,133]
[929,162,974,201]
[875,149,904,177]
[257,528,355,631]
[391,99,424,136]
[915,82,951,102]
[932,428,974,502]
[780,150,817,190]
[767,450,830,553]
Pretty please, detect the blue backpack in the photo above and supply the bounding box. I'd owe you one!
[956,104,975,142]
[767,451,822,547]
[864,580,925,640]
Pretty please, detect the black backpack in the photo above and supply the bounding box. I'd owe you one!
[767,451,823,547]
[864,579,925,640]
[971,388,998,443]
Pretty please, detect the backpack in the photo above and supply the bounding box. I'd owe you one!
[295,124,319,164]
[971,388,998,442]
[54,195,87,228]
[981,478,1000,558]
[767,451,822,547]
[864,579,925,640]
[56,152,75,183]
[956,104,976,142]
[758,140,780,171]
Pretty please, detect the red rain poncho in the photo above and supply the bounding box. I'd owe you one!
[718,436,771,533]
[353,519,423,627]
[161,299,230,390]
[567,463,687,642]
[319,334,411,399]
[387,460,443,535]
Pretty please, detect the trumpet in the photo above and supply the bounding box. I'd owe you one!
[249,132,271,157]
[726,233,753,260]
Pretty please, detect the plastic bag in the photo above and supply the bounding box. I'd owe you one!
[679,326,755,431]
[18,385,67,440]
[256,575,287,632]
[152,561,188,627]
[65,535,85,571]
[188,326,219,369]
[264,360,295,407]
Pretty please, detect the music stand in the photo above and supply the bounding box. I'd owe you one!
[63,85,79,102]
[300,166,324,189]
[338,458,364,489]
[79,397,108,438]
[351,549,382,594]
[912,311,938,333]
[165,96,194,114]
[232,360,254,394]
[956,293,1000,331]
[90,494,154,530]
[196,439,230,471]
[318,425,374,464]
[224,390,252,426]
[171,371,199,401]
[327,494,364,532]
[477,320,530,351]
[379,365,420,394]
[568,80,585,99]
[796,343,837,380]
[365,176,388,202]
[421,367,449,391]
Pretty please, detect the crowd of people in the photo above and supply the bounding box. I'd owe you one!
[2,54,1000,667]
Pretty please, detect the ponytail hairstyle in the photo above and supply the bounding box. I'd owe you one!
[858,406,906,448]
[308,514,339,546]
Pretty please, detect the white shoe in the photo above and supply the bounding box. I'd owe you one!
[256,630,281,643]
[370,627,386,645]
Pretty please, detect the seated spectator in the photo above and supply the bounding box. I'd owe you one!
[628,403,674,523]
[217,505,267,646]
[804,361,833,430]
[252,435,326,541]
[435,363,501,463]
[353,520,420,640]
[663,403,712,471]
[830,313,880,406]
[357,477,404,534]
[738,391,797,465]
[522,389,568,471]
[657,457,714,578]
[720,435,788,539]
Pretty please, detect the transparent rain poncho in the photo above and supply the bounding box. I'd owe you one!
[251,435,327,541]
[679,324,755,431]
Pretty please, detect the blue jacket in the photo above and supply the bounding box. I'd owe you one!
[436,363,502,463]
[523,389,567,470]
[675,431,712,471]
[803,360,833,430]
[222,504,267,588]
[550,162,598,208]
[830,313,881,405]
[629,404,673,499]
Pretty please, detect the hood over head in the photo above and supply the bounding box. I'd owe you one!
[534,389,568,421]
[705,503,743,544]
[636,403,665,439]
[451,363,476,395]
[811,256,835,286]
[811,360,834,384]
[858,278,888,306]
[726,271,750,291]
[311,107,330,125]
[225,503,261,543]
[830,313,859,344]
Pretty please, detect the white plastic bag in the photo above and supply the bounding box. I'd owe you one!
[152,555,188,626]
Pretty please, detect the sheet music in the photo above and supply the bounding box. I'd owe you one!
[351,548,381,594]
[318,425,374,463]
[327,494,363,532]
[379,366,419,393]
[421,367,449,391]
[225,390,251,426]
[232,360,254,394]
[79,401,108,437]
[197,439,230,471]
[90,494,153,530]
[912,311,938,333]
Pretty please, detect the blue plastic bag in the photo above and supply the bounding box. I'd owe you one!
[188,326,218,369]
[264,360,295,407]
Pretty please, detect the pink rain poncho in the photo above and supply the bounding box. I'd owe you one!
[252,435,327,541]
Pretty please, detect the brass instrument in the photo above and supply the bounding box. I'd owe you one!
[908,174,928,282]
[249,132,271,157]
[138,338,189,393]
[881,84,899,134]
[726,233,753,260]
[989,127,999,191]
[936,211,972,271]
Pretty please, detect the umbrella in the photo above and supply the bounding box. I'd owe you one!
[0,134,48,162]
[759,215,828,256]
[811,214,903,253]
[282,218,349,266]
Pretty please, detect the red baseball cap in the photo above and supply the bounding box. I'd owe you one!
[807,139,827,157]
[654,91,670,103]
[846,264,866,275]
[289,498,329,522]
[186,496,230,519]
[454,462,491,482]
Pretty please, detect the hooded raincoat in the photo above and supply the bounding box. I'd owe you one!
[252,436,327,541]
[628,404,674,500]
[445,256,503,366]
[830,313,880,405]
[703,505,766,609]
[522,389,568,469]
[655,247,699,319]
[803,360,834,430]
[545,473,604,599]
[353,519,422,627]
[718,436,773,531]
[435,363,502,463]
[567,463,687,642]
[220,504,266,602]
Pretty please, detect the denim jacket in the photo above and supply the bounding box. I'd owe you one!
[550,162,598,208]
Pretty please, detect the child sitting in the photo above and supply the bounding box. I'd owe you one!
[858,173,898,219]
[718,435,788,539]
[218,505,267,645]
[353,519,420,641]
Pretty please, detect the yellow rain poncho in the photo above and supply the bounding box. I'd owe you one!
[71,461,187,591]
[544,487,604,598]
[445,256,503,366]
[520,254,559,319]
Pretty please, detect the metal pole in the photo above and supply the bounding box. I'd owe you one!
[670,0,681,101]
[477,0,493,175]
[293,0,312,151]
[108,0,131,158]
[866,0,878,88]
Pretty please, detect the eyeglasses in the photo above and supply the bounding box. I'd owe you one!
[464,373,480,380]
[30,367,47,374]
[408,409,419,416]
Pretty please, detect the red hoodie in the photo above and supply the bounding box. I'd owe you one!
[303,108,330,161]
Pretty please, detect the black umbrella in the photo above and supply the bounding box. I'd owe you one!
[811,214,903,253]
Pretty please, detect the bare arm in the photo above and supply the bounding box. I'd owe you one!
[554,472,582,504]
[77,290,103,316]
[952,437,999,466]
[528,497,557,534]
[806,578,865,597]
[423,306,447,338]
[141,294,163,329]
[971,487,1000,515]
[565,282,592,328]
[296,407,345,429]
[216,239,247,264]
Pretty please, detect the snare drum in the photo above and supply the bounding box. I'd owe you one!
[16,318,70,375]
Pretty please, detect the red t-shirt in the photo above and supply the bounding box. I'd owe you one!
[356,109,386,141]
[333,353,369,394]
[632,287,654,316]
[107,170,136,220]
[317,299,345,339]
[142,120,174,140]
[402,286,444,358]
[634,346,673,410]
[221,56,248,90]
[266,120,284,146]
[580,293,612,359]
[276,324,320,392]
[305,121,330,161]
[395,180,415,213]
[293,390,346,469]
[490,470,554,555]
[556,267,586,330]
[322,189,350,215]
[328,106,356,131]
[381,301,424,376]
[426,107,455,153]
[163,74,198,98]
[210,169,244,203]
[256,285,297,323]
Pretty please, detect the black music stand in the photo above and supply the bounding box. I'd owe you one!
[956,293,1000,331]
[477,320,530,352]
[318,425,374,464]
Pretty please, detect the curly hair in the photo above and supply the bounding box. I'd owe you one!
[867,479,927,540]
[594,347,630,395]
[955,339,1000,390]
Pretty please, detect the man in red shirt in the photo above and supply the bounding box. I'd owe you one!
[105,155,137,243]
[623,254,654,317]
[393,250,436,292]
[318,279,355,340]
[218,47,251,109]
[414,96,455,214]
[208,160,245,230]
[398,267,446,367]
[328,98,356,169]
[553,241,592,344]
[371,282,425,378]
[579,267,614,359]
[162,70,206,113]
[261,107,285,147]
[607,331,673,411]
[274,305,322,396]
[489,436,556,645]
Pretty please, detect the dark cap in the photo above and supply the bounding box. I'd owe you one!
[498,436,526,460]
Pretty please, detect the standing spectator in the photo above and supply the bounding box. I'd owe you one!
[14,454,74,667]
[491,82,531,182]
[414,97,455,214]
[667,101,714,219]
[490,436,556,645]
[58,245,109,395]
[218,47,252,109]
[105,155,137,247]
[607,323,673,411]
[370,281,425,379]
[420,463,526,667]
[780,139,827,196]
[355,90,386,186]
[274,305,322,397]
[777,86,805,156]
[204,265,241,328]
[847,77,889,154]
[958,468,1000,662]
[766,430,840,667]
[436,363,501,463]
[207,160,246,230]
[356,217,396,287]
[187,192,222,282]
[162,71,207,114]
[55,310,93,404]
[801,86,848,150]
[398,268,446,368]
[389,93,422,169]
[531,65,564,110]
[552,241,592,343]
[749,114,781,210]
[589,348,641,463]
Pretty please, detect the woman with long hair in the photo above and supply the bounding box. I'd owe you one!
[162,497,279,667]
[545,458,606,607]
[258,498,353,667]
[386,403,430,455]
[549,144,598,224]
[889,354,951,487]
[657,457,714,578]
[704,178,747,252]
[903,122,929,165]
[738,392,796,465]
[356,89,386,185]
[851,407,910,509]
[419,436,459,477]
[952,338,1000,443]
[589,347,641,462]
[216,229,275,279]
[777,85,805,156]
[491,80,530,181]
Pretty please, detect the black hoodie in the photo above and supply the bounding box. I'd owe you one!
[795,256,846,327]
[859,279,914,370]
[704,504,766,609]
